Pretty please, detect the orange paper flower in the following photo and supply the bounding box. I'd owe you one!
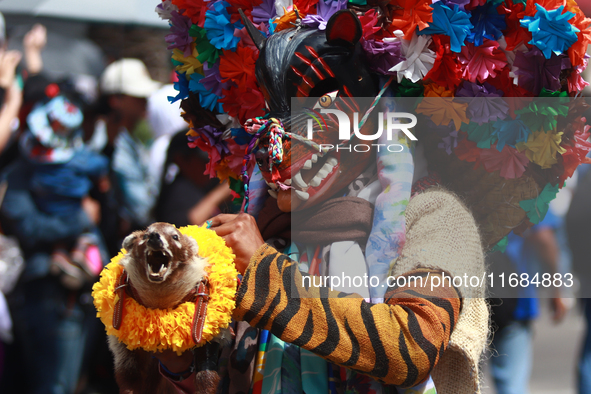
[390,0,433,40]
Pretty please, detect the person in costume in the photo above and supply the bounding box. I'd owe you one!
[147,0,591,393]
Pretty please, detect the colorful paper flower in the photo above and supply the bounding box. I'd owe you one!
[568,12,591,68]
[481,144,529,179]
[189,25,223,66]
[220,86,266,124]
[227,0,264,11]
[567,65,590,93]
[251,0,277,23]
[441,0,471,11]
[188,69,225,112]
[520,4,580,59]
[172,44,204,76]
[294,0,318,14]
[436,124,461,154]
[467,0,506,46]
[166,11,194,56]
[462,121,497,148]
[513,48,571,95]
[362,38,404,75]
[492,117,531,151]
[458,39,507,83]
[389,0,433,40]
[497,0,531,51]
[514,90,569,132]
[417,84,468,130]
[359,9,381,40]
[302,14,328,29]
[424,35,462,90]
[317,0,346,21]
[455,138,483,167]
[273,7,301,32]
[172,0,207,26]
[417,2,473,53]
[519,129,566,168]
[389,33,436,83]
[219,46,258,89]
[456,82,508,125]
[204,1,244,50]
[559,119,591,184]
[168,72,190,103]
[519,183,559,224]
[156,0,179,20]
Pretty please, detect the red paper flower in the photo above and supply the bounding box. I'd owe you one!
[559,120,591,183]
[568,12,591,68]
[220,85,266,124]
[497,0,532,51]
[458,39,508,83]
[294,0,318,15]
[424,35,462,90]
[567,66,590,93]
[481,144,529,179]
[390,0,433,40]
[172,0,207,26]
[455,139,483,169]
[487,68,534,116]
[226,0,263,11]
[359,9,381,40]
[219,45,258,89]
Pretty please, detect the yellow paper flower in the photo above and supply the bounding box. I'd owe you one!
[172,43,204,76]
[518,130,567,169]
[92,225,238,354]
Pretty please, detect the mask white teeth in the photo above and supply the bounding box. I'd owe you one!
[293,172,307,189]
[326,157,338,167]
[303,160,312,170]
[284,178,292,186]
[309,176,322,187]
[266,181,278,190]
[311,154,318,163]
[317,169,329,179]
[268,189,278,198]
[294,189,309,201]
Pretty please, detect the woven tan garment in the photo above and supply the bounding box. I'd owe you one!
[391,187,488,394]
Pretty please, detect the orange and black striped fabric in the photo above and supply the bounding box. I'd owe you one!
[233,244,462,388]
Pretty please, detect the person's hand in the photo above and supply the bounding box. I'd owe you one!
[23,24,47,54]
[3,80,22,112]
[0,50,22,89]
[23,24,46,75]
[152,349,194,375]
[207,213,265,274]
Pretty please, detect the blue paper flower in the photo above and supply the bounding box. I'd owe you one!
[520,4,579,59]
[417,2,473,53]
[492,117,531,151]
[188,72,224,112]
[467,0,506,47]
[204,0,243,51]
[168,72,190,103]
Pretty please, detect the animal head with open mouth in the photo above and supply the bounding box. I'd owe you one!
[122,222,202,284]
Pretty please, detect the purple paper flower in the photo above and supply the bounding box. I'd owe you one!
[198,125,230,156]
[302,15,328,30]
[455,81,508,124]
[156,0,179,20]
[361,39,404,75]
[317,0,346,21]
[165,11,194,57]
[435,123,461,154]
[252,0,276,24]
[440,0,471,11]
[514,48,571,95]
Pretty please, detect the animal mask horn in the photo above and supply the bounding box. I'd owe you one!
[238,9,266,51]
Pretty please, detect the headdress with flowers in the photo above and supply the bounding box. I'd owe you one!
[157,0,591,248]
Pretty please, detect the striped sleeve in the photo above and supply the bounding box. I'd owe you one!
[233,244,461,387]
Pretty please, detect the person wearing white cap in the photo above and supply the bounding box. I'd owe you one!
[92,58,161,255]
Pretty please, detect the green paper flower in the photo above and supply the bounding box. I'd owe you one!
[190,25,223,66]
[519,183,559,224]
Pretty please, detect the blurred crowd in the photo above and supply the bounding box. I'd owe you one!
[0,14,231,394]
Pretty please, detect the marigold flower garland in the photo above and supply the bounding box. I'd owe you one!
[92,225,238,354]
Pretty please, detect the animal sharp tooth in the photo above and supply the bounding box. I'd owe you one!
[294,190,309,201]
[303,160,312,170]
[326,157,338,167]
[309,176,322,187]
[311,154,318,163]
[284,178,292,185]
[322,162,334,172]
[268,189,278,198]
[293,172,307,189]
[266,181,277,190]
